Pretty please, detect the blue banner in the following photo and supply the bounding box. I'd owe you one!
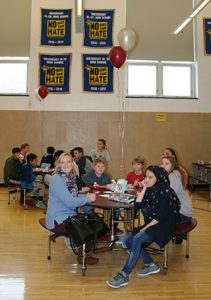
[39,54,71,93]
[84,10,114,47]
[204,18,211,55]
[41,9,72,46]
[83,54,113,93]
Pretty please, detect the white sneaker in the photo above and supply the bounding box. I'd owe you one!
[136,263,160,277]
[115,240,123,246]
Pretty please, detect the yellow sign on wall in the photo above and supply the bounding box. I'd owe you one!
[156,113,167,121]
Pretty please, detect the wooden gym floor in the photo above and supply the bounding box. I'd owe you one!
[0,187,210,300]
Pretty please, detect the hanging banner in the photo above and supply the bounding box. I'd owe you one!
[84,10,114,47]
[204,18,211,55]
[41,8,72,46]
[83,54,113,93]
[39,53,71,93]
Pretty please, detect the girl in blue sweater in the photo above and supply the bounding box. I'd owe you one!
[46,153,98,265]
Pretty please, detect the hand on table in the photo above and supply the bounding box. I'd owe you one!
[87,193,96,202]
[81,186,90,192]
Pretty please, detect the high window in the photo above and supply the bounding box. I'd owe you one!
[127,60,195,98]
[0,57,29,95]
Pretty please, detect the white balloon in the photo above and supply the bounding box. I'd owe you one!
[34,87,42,101]
[117,27,137,52]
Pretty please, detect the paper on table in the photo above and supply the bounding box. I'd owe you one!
[99,194,110,198]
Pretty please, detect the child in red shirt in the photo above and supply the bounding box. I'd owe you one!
[127,156,146,188]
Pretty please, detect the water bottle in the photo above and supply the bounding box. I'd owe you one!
[111,179,116,192]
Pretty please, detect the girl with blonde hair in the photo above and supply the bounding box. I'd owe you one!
[46,153,99,265]
[161,156,194,225]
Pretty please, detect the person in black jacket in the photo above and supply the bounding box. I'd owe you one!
[72,147,93,188]
[3,147,22,184]
[40,146,55,168]
[107,166,180,289]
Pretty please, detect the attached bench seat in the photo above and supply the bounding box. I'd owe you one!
[39,217,87,276]
[145,218,197,274]
[174,217,197,259]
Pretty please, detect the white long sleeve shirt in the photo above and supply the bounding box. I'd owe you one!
[169,170,194,218]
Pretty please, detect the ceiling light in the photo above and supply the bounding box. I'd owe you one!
[173,0,210,34]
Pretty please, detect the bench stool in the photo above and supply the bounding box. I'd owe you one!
[39,218,87,276]
[145,218,197,274]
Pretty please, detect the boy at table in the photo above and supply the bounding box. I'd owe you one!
[82,158,111,213]
[83,157,111,187]
[20,153,46,209]
[83,158,123,233]
[127,155,146,189]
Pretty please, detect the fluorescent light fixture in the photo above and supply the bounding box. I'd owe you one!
[75,0,83,33]
[190,0,210,17]
[173,0,211,34]
[76,0,82,16]
[174,18,192,34]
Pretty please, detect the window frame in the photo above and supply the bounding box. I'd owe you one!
[0,57,29,96]
[126,59,196,99]
[127,60,158,97]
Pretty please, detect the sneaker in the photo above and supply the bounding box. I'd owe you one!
[36,200,47,209]
[30,191,39,198]
[136,262,160,277]
[122,241,129,249]
[106,272,129,289]
[115,239,123,246]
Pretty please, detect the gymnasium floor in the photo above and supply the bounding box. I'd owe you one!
[0,187,210,300]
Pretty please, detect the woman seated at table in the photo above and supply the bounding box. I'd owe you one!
[46,152,99,265]
[162,147,189,189]
[161,155,194,243]
[107,166,180,289]
[89,138,111,162]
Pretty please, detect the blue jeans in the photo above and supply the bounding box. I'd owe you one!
[122,231,153,275]
[83,204,94,214]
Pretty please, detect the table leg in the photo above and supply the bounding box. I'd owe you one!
[110,208,115,242]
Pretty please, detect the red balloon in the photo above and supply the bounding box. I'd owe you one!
[109,46,126,69]
[38,85,48,99]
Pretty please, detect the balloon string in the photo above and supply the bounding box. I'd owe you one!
[117,68,127,178]
[118,110,127,178]
[118,112,123,177]
[39,100,45,157]
[121,111,126,177]
[117,69,121,100]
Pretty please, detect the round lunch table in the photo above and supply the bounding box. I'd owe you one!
[88,192,135,243]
